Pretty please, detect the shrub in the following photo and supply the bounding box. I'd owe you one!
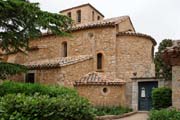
[152,87,172,109]
[0,93,95,120]
[0,81,77,97]
[149,109,180,120]
[94,106,132,116]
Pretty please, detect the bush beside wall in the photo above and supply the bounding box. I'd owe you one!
[0,81,77,97]
[149,109,180,120]
[0,93,95,120]
[152,87,172,109]
[0,81,95,120]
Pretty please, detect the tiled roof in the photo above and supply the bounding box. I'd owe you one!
[70,16,129,31]
[117,31,157,45]
[74,72,125,86]
[24,55,93,69]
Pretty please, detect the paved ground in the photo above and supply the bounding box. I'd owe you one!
[114,112,149,120]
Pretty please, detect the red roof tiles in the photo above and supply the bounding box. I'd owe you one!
[74,72,125,86]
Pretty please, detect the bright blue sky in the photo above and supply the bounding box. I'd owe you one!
[30,0,180,50]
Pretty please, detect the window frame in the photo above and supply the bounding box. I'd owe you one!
[67,12,71,18]
[76,10,81,23]
[97,53,103,70]
[24,71,36,83]
[62,41,67,57]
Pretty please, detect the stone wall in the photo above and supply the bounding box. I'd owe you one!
[75,85,126,106]
[172,66,180,109]
[116,35,155,81]
[10,59,93,87]
[12,27,117,79]
[60,5,103,24]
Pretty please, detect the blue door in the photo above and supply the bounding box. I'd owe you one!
[138,81,158,111]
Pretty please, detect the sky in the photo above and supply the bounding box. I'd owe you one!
[30,0,180,51]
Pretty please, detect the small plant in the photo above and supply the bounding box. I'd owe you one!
[94,106,132,116]
[149,109,180,120]
[152,87,172,109]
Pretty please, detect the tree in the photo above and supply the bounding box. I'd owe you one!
[0,0,72,80]
[154,39,173,80]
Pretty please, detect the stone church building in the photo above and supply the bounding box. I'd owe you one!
[1,3,165,111]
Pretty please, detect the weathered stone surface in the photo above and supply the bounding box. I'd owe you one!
[75,85,126,106]
[172,66,180,109]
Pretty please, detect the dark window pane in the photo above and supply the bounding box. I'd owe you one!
[67,12,71,18]
[92,11,94,21]
[97,53,103,69]
[77,10,81,23]
[25,73,35,83]
[62,42,67,57]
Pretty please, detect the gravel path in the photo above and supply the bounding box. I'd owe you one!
[114,112,149,120]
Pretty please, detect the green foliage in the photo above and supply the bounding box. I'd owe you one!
[0,62,27,80]
[152,87,172,109]
[94,106,132,116]
[154,39,173,80]
[149,109,180,120]
[0,0,71,52]
[0,93,95,120]
[0,81,77,97]
[0,0,72,79]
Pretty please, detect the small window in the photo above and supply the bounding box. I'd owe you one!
[25,73,35,83]
[76,10,81,23]
[92,11,95,21]
[152,46,154,61]
[97,53,103,70]
[62,42,67,57]
[67,12,71,18]
[97,16,100,20]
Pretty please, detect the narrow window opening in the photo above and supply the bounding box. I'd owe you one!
[97,16,100,20]
[62,42,67,57]
[25,73,35,83]
[76,10,81,23]
[67,12,71,18]
[97,53,103,70]
[92,11,95,21]
[152,46,154,61]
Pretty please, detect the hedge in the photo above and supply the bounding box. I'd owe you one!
[94,106,132,116]
[0,93,95,120]
[152,87,172,109]
[149,109,180,120]
[0,81,77,97]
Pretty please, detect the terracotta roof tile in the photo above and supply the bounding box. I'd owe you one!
[74,72,125,86]
[117,31,157,45]
[70,16,129,31]
[24,55,93,69]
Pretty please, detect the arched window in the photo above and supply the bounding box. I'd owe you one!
[97,53,103,70]
[92,11,95,21]
[62,42,67,57]
[76,10,81,23]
